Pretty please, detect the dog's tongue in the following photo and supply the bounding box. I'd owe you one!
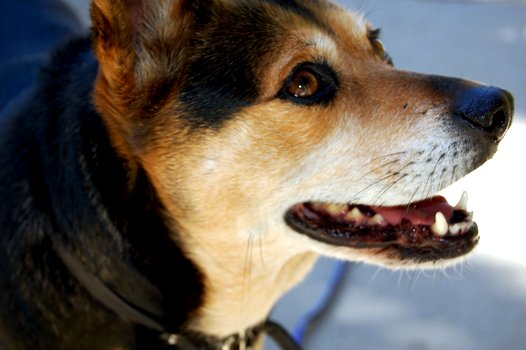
[372,196,454,226]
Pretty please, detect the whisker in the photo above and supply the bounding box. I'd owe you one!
[397,269,404,288]
[372,160,416,201]
[450,164,458,185]
[258,233,265,270]
[370,266,384,283]
[358,159,401,180]
[406,184,422,211]
[441,265,462,281]
[422,153,446,199]
[351,171,400,201]
[373,173,408,205]
[353,158,416,204]
[242,235,255,301]
[358,151,407,172]
[408,269,422,291]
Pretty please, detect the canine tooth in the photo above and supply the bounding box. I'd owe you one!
[431,212,449,236]
[455,191,469,211]
[345,207,364,222]
[460,222,470,233]
[449,223,462,235]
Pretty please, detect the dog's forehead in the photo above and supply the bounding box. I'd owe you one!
[212,0,369,39]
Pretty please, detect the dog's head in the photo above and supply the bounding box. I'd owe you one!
[91,0,513,335]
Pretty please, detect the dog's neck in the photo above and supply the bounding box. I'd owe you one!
[174,224,319,337]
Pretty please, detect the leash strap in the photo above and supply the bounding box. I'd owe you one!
[53,237,166,332]
[262,321,302,350]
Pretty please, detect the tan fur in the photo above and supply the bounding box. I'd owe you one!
[91,0,498,339]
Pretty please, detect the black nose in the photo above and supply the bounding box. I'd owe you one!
[453,86,514,141]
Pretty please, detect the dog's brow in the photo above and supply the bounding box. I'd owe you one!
[307,32,339,59]
[356,14,369,33]
[339,11,370,39]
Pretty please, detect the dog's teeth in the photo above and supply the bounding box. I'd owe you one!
[449,223,461,235]
[431,212,449,236]
[449,222,469,236]
[326,203,347,216]
[310,202,325,211]
[449,222,470,236]
[345,207,364,222]
[369,214,386,226]
[455,191,469,211]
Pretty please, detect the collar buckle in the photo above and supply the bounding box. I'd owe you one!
[220,332,249,350]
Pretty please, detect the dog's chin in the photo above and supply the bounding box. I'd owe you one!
[284,193,479,266]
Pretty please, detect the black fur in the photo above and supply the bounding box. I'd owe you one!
[0,37,204,350]
[180,3,274,128]
[180,0,329,128]
[263,0,329,31]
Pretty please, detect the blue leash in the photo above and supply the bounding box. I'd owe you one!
[292,261,350,346]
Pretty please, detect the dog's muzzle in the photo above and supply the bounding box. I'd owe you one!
[284,79,514,264]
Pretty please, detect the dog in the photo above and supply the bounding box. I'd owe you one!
[0,0,514,349]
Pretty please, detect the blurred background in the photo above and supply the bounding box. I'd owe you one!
[67,0,526,349]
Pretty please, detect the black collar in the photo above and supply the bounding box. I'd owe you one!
[53,237,302,350]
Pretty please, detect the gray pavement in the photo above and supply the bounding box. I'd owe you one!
[273,256,526,350]
[65,1,526,349]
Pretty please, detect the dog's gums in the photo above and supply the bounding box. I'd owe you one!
[285,192,479,261]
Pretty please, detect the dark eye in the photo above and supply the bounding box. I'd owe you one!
[368,28,394,66]
[371,38,386,55]
[288,70,320,98]
[280,63,338,105]
[371,38,394,66]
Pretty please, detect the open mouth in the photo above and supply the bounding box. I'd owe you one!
[284,192,479,262]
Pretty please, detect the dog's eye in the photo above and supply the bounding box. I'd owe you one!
[368,28,394,66]
[280,63,338,105]
[371,38,394,66]
[288,70,320,98]
[371,38,386,56]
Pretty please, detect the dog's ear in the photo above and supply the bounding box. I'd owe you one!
[91,0,199,98]
[91,0,206,155]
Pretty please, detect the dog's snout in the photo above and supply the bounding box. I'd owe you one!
[453,86,514,141]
